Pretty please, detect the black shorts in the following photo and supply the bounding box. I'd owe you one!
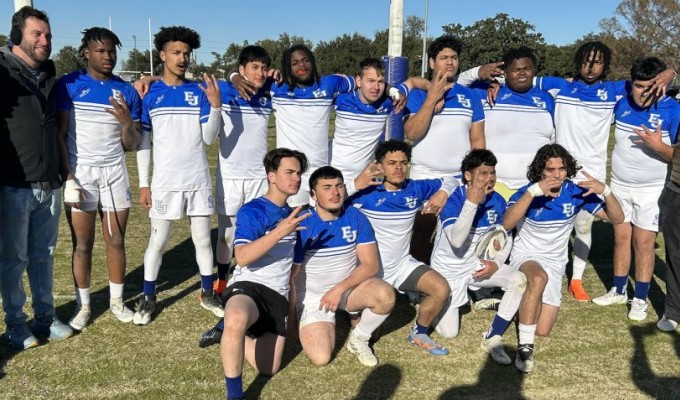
[397,264,431,292]
[223,281,289,338]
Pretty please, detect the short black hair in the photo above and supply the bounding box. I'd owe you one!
[502,46,537,70]
[309,166,344,193]
[527,144,580,183]
[573,41,611,81]
[281,44,320,88]
[427,35,463,60]
[154,26,200,52]
[461,149,497,184]
[375,140,412,163]
[11,6,49,33]
[630,57,666,82]
[78,27,121,59]
[358,57,385,77]
[239,45,271,68]
[263,148,308,174]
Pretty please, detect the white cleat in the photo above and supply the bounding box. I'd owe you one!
[346,330,378,367]
[481,334,511,365]
[627,298,648,321]
[592,288,627,306]
[69,305,91,331]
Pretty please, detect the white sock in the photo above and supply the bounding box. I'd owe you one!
[109,281,124,299]
[354,308,389,340]
[518,323,536,345]
[76,287,91,307]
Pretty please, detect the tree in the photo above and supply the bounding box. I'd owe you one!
[315,33,376,75]
[53,45,86,76]
[599,0,680,78]
[122,48,162,75]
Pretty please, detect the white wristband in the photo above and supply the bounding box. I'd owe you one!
[601,184,612,197]
[64,179,82,203]
[527,183,543,198]
[229,72,238,82]
[388,86,400,101]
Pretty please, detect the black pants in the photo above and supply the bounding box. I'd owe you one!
[660,185,680,322]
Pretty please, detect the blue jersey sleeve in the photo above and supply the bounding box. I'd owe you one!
[324,74,356,96]
[666,101,680,144]
[199,86,211,124]
[413,178,444,201]
[469,89,485,123]
[439,186,465,228]
[141,95,152,132]
[579,190,605,216]
[535,76,570,93]
[125,87,143,121]
[508,184,529,208]
[293,230,305,264]
[610,80,628,98]
[55,76,73,112]
[404,89,426,117]
[353,209,376,244]
[234,206,266,245]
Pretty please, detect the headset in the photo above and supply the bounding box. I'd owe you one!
[10,24,21,45]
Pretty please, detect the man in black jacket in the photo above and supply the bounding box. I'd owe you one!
[0,6,72,349]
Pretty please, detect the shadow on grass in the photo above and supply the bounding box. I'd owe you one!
[629,324,680,399]
[376,293,416,339]
[438,355,526,400]
[351,363,402,399]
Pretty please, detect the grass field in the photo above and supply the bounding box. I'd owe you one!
[1,123,679,400]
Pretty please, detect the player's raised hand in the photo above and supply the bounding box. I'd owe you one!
[427,69,452,103]
[200,73,222,108]
[267,68,283,84]
[275,206,311,236]
[646,68,676,99]
[391,92,407,113]
[466,169,494,204]
[487,82,501,107]
[354,161,383,191]
[478,62,504,81]
[106,95,133,126]
[577,171,606,197]
[231,73,257,101]
[422,190,448,216]
[537,175,563,198]
[133,75,159,98]
[139,187,152,209]
[633,124,664,151]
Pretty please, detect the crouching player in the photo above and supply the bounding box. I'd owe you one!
[220,148,308,400]
[430,149,525,365]
[293,166,395,367]
[503,144,624,373]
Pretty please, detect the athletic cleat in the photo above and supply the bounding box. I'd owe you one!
[133,295,156,326]
[2,323,38,350]
[657,315,679,332]
[592,288,627,306]
[473,298,501,311]
[407,327,448,356]
[515,343,534,373]
[200,289,225,318]
[31,315,73,342]
[481,334,511,365]
[628,298,648,321]
[110,300,134,323]
[346,330,378,366]
[568,280,591,302]
[198,325,223,348]
[213,279,228,296]
[69,305,92,331]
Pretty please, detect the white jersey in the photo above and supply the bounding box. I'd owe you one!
[293,207,376,297]
[404,85,485,179]
[431,186,507,280]
[231,197,297,298]
[509,181,604,264]
[611,95,680,188]
[56,69,142,167]
[347,177,458,282]
[535,77,627,181]
[472,85,555,189]
[331,90,398,180]
[142,80,212,191]
[217,81,271,179]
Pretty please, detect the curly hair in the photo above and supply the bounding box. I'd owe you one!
[573,41,611,81]
[78,27,121,59]
[461,149,497,184]
[375,140,412,163]
[281,44,320,88]
[427,35,463,60]
[154,26,200,52]
[527,144,580,183]
[502,46,537,71]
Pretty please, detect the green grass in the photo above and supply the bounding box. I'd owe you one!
[1,127,679,399]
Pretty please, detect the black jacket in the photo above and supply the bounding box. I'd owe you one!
[0,46,61,189]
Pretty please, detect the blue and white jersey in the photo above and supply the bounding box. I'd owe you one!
[57,69,142,167]
[231,196,297,298]
[217,80,272,179]
[473,85,555,189]
[611,95,680,188]
[331,90,396,180]
[271,75,356,172]
[509,180,604,264]
[347,178,456,281]
[404,85,485,179]
[536,77,627,181]
[294,206,376,297]
[431,186,507,280]
[142,80,212,191]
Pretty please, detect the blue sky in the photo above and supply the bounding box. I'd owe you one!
[1,0,622,65]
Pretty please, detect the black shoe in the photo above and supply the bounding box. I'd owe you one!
[199,326,222,348]
[515,343,534,373]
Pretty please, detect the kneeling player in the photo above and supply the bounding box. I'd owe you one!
[430,149,525,365]
[293,166,395,367]
[503,144,624,373]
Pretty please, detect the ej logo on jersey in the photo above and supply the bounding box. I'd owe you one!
[486,210,498,224]
[404,196,418,209]
[562,203,575,218]
[341,226,357,243]
[457,94,471,108]
[597,89,608,101]
[111,89,122,102]
[532,96,546,109]
[648,114,663,129]
[184,91,199,106]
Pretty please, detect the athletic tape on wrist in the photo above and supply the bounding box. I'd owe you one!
[64,179,81,203]
[601,184,612,197]
[528,183,543,197]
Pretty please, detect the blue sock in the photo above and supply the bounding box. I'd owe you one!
[216,318,224,331]
[414,322,428,335]
[201,274,214,291]
[613,275,628,295]
[485,316,511,339]
[217,263,230,281]
[225,375,243,400]
[634,281,651,300]
[143,280,156,297]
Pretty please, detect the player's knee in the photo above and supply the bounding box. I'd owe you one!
[435,323,459,339]
[527,269,548,290]
[536,326,552,337]
[105,231,125,249]
[224,308,249,332]
[73,240,94,258]
[306,351,331,367]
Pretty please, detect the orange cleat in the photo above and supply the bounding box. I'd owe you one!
[569,279,591,302]
[213,279,227,295]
